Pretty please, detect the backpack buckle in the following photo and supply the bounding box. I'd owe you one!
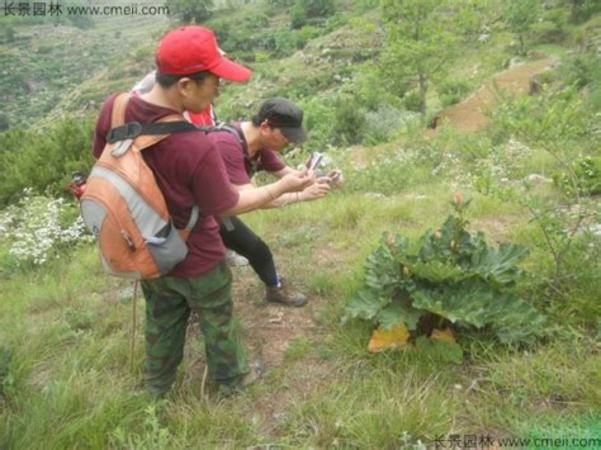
[111,139,133,158]
[106,121,143,143]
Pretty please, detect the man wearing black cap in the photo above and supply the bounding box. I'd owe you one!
[209,98,332,307]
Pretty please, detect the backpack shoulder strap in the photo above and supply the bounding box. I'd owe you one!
[106,116,195,145]
[110,93,131,129]
[134,114,194,151]
[198,124,245,145]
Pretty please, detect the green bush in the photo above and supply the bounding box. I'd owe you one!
[166,0,214,23]
[332,96,366,146]
[363,106,418,145]
[438,79,472,108]
[568,0,601,23]
[272,28,305,56]
[553,156,601,196]
[299,97,336,151]
[403,91,423,113]
[297,25,321,43]
[290,0,335,29]
[209,10,282,55]
[350,63,403,111]
[0,116,95,207]
[559,52,601,90]
[531,20,568,44]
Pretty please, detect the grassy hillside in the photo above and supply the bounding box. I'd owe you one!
[1,0,601,448]
[0,2,169,130]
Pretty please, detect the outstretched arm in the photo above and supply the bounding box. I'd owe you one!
[221,170,316,215]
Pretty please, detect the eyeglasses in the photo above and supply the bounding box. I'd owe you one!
[275,128,289,145]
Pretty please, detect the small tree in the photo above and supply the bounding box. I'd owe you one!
[379,0,465,116]
[165,0,214,24]
[290,0,335,29]
[504,0,541,56]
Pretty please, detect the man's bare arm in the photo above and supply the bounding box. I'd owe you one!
[221,171,314,216]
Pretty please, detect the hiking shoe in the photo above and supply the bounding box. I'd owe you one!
[265,279,307,307]
[217,360,264,398]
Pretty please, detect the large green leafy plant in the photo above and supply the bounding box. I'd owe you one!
[343,195,546,345]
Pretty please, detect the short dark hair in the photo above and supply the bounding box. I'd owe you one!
[251,114,269,127]
[155,70,212,88]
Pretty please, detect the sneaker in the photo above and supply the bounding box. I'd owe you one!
[265,279,308,307]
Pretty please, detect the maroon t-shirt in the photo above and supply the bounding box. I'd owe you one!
[208,124,286,185]
[93,94,240,278]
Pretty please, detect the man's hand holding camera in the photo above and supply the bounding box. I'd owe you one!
[277,169,315,194]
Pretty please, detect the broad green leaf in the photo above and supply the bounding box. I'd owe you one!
[342,289,390,324]
[471,243,529,286]
[409,260,466,283]
[412,287,492,327]
[376,299,423,331]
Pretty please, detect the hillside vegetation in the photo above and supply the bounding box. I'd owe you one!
[1,0,600,448]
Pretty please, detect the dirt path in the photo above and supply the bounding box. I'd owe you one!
[182,261,334,433]
[232,266,335,431]
[432,58,556,132]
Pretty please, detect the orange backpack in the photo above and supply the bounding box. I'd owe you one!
[80,93,200,279]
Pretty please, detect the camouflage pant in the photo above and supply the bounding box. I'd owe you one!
[140,261,248,396]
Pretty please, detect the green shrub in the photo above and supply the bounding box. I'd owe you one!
[272,28,304,55]
[531,19,567,44]
[490,86,590,146]
[166,0,214,23]
[290,0,335,29]
[300,97,336,151]
[363,105,418,145]
[553,156,601,196]
[403,91,423,113]
[568,0,601,23]
[297,25,321,43]
[559,52,601,90]
[438,79,472,108]
[332,96,366,146]
[0,116,95,207]
[350,63,403,111]
[343,147,432,196]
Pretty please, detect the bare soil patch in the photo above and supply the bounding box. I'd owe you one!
[432,58,556,133]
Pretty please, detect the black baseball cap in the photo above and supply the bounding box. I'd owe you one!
[256,98,307,144]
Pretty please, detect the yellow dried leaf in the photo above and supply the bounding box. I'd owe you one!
[430,327,456,343]
[368,324,410,353]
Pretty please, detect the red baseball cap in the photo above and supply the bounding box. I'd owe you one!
[155,26,251,82]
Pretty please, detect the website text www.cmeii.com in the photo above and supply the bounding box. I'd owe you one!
[2,2,169,17]
[432,434,601,449]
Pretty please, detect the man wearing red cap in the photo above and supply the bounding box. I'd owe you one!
[93,26,314,397]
